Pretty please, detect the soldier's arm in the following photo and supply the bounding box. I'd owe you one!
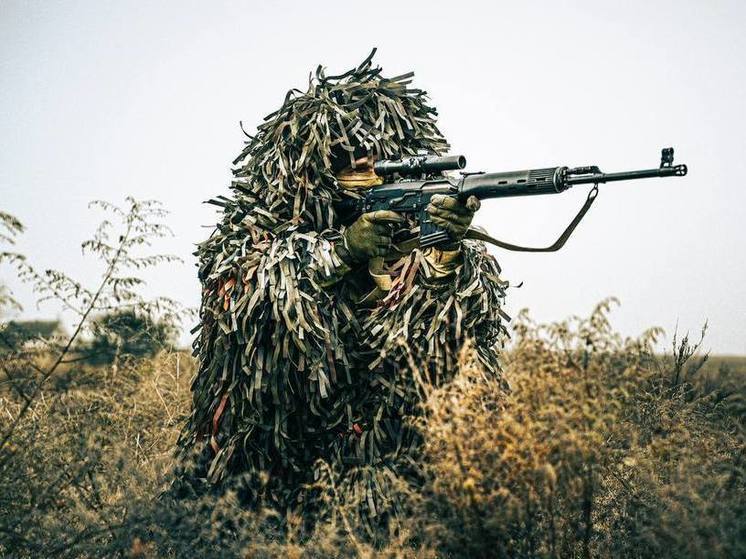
[316,210,404,289]
[315,241,356,289]
[419,194,480,279]
[426,194,481,246]
[422,246,464,279]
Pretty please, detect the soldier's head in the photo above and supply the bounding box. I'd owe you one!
[333,154,382,191]
[329,141,383,192]
[231,49,448,229]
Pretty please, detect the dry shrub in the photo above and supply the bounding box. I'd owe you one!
[415,299,745,558]
[0,351,193,556]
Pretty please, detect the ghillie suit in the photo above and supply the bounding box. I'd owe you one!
[179,50,509,534]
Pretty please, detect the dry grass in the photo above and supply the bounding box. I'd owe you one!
[1,301,743,558]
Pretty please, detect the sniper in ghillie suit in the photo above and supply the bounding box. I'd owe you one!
[178,48,688,539]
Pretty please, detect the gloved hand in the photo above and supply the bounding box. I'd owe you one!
[342,210,405,263]
[426,194,481,241]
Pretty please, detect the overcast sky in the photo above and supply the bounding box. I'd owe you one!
[1,0,745,353]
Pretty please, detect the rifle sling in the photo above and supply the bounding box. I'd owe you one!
[464,185,599,252]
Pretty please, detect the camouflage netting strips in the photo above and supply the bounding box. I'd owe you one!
[178,49,509,533]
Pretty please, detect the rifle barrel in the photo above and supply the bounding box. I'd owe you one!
[565,164,687,186]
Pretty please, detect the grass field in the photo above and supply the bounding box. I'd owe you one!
[1,301,743,558]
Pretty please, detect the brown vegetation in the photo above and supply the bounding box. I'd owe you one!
[1,301,743,558]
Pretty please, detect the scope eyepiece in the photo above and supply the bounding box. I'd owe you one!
[374,154,466,176]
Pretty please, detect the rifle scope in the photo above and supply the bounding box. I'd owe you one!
[374,154,466,176]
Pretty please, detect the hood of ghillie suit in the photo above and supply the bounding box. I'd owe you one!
[225,48,449,234]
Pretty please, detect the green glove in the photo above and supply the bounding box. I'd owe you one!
[426,194,480,241]
[341,210,405,263]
